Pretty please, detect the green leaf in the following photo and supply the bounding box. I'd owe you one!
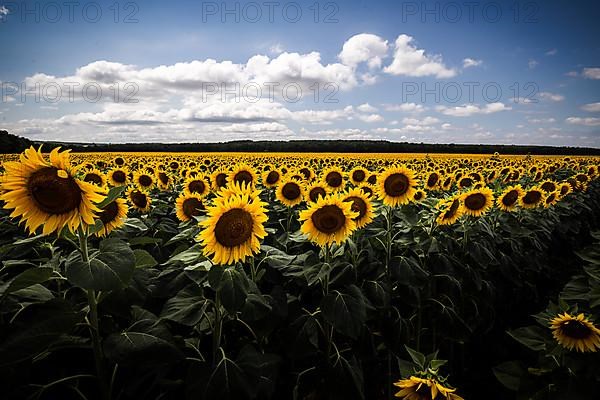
[65,238,135,291]
[0,267,53,297]
[103,331,183,366]
[204,350,254,400]
[133,249,157,268]
[218,267,250,315]
[404,346,426,370]
[160,285,208,326]
[321,284,366,339]
[507,326,547,351]
[493,361,525,391]
[96,185,127,209]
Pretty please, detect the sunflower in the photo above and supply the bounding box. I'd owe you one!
[198,193,268,265]
[81,169,107,188]
[540,180,558,193]
[133,171,155,190]
[183,176,210,197]
[108,167,129,187]
[96,198,128,237]
[413,189,427,202]
[436,197,462,226]
[358,183,375,198]
[0,147,105,235]
[229,164,257,187]
[299,194,358,247]
[211,169,229,191]
[322,167,345,192]
[425,171,441,191]
[393,376,463,400]
[305,182,329,203]
[342,188,374,228]
[262,169,282,188]
[544,191,559,207]
[550,312,600,352]
[377,166,418,207]
[127,188,152,213]
[558,182,572,198]
[175,192,205,222]
[349,167,368,185]
[276,178,304,207]
[520,187,544,209]
[219,180,261,201]
[113,156,125,166]
[156,170,172,191]
[460,187,494,217]
[497,185,523,212]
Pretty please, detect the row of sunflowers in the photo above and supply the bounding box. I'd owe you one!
[0,147,599,399]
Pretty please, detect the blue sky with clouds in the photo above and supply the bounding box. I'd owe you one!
[1,0,599,146]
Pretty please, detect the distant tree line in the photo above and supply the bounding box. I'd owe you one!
[1,130,599,155]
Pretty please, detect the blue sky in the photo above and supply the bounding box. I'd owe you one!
[1,0,599,146]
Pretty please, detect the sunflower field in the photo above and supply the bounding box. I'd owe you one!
[1,147,600,400]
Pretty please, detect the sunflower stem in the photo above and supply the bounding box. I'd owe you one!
[212,289,223,368]
[384,206,393,400]
[78,226,110,400]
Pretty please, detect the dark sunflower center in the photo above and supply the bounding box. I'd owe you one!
[360,186,373,197]
[214,208,254,247]
[99,201,119,225]
[131,191,148,208]
[115,157,124,166]
[326,171,343,188]
[560,186,569,195]
[522,190,541,204]
[84,173,102,186]
[266,171,280,185]
[384,173,409,197]
[112,170,126,183]
[158,172,169,185]
[300,168,311,180]
[311,205,346,234]
[352,170,366,182]
[28,167,82,215]
[367,175,377,185]
[561,320,592,339]
[216,173,228,188]
[139,175,153,187]
[343,196,366,220]
[459,177,473,188]
[234,171,253,185]
[170,162,179,170]
[502,190,519,206]
[427,173,439,187]
[182,198,203,218]
[464,193,486,211]
[414,191,423,201]
[541,182,556,192]
[188,180,206,193]
[443,199,460,219]
[546,193,556,204]
[309,187,326,202]
[282,182,301,200]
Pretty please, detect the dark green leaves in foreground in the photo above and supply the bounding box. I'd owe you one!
[65,238,135,291]
[321,284,367,339]
[208,265,249,314]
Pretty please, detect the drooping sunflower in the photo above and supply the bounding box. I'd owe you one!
[175,192,205,222]
[377,166,418,207]
[229,164,257,187]
[342,188,374,228]
[298,194,358,247]
[133,171,155,191]
[436,196,462,226]
[127,188,152,213]
[460,187,494,217]
[81,169,107,188]
[96,198,128,237]
[276,178,304,207]
[0,147,105,235]
[520,187,544,209]
[322,167,345,192]
[183,176,210,197]
[393,376,464,400]
[108,167,129,187]
[550,312,600,352]
[305,182,329,203]
[198,193,268,265]
[497,185,523,212]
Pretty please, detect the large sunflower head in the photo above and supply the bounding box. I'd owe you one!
[262,169,282,188]
[198,193,268,265]
[133,171,155,190]
[460,187,494,217]
[322,167,345,192]
[229,164,257,188]
[127,188,152,213]
[550,312,600,352]
[81,168,107,188]
[377,166,418,207]
[349,167,368,185]
[183,175,210,197]
[108,167,129,187]
[298,194,358,247]
[96,198,128,237]
[175,192,205,222]
[520,187,544,209]
[0,147,105,235]
[342,188,374,228]
[393,376,463,400]
[497,185,523,212]
[276,178,304,207]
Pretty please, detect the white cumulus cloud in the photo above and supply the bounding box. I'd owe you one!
[384,34,456,78]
